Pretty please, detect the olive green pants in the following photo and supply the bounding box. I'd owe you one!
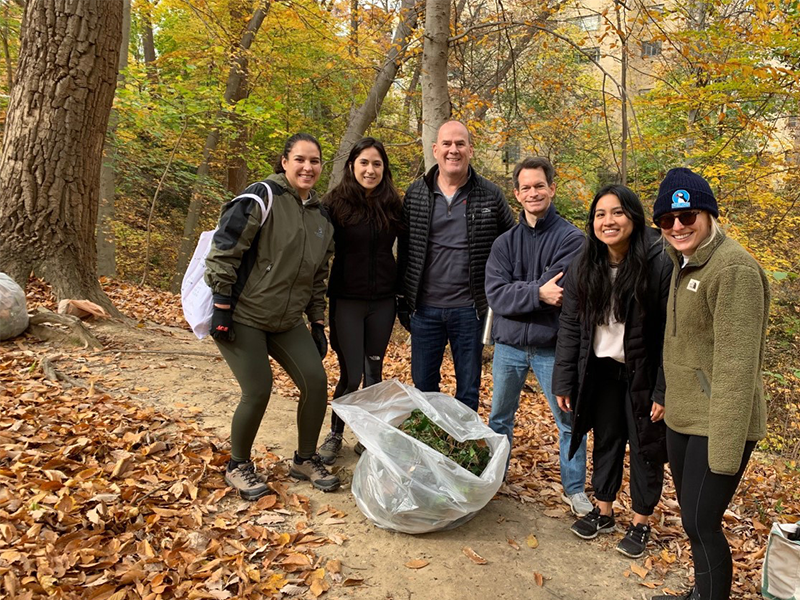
[214,321,327,461]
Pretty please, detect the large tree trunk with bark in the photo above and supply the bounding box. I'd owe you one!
[97,0,131,277]
[170,4,268,293]
[327,0,419,190]
[0,0,123,314]
[420,0,451,170]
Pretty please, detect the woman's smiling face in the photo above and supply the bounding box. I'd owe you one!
[281,141,322,198]
[660,210,712,256]
[593,193,634,257]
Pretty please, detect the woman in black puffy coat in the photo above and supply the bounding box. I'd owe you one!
[317,138,403,464]
[553,184,671,558]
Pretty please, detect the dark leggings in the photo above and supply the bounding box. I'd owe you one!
[590,358,664,515]
[667,428,755,600]
[215,321,327,460]
[329,297,396,434]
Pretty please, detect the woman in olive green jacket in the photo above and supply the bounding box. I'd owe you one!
[650,168,768,600]
[205,133,340,499]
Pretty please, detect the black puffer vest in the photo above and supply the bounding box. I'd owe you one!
[397,166,515,317]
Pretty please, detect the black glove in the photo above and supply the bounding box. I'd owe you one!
[396,296,411,332]
[310,322,327,358]
[210,307,236,342]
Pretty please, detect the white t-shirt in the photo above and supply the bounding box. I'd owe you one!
[593,266,625,364]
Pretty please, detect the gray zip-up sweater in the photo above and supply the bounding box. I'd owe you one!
[485,204,584,347]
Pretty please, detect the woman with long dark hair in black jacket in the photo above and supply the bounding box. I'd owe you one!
[552,184,671,558]
[317,138,404,464]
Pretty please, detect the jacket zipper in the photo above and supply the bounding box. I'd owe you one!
[280,203,307,328]
[671,267,684,337]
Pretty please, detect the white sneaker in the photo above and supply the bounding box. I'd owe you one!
[562,492,593,517]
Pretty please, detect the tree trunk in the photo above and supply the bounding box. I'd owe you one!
[420,0,451,170]
[327,0,419,190]
[141,1,157,84]
[0,0,123,314]
[224,1,254,195]
[97,0,131,277]
[170,4,268,293]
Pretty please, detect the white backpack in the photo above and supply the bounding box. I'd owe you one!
[181,183,274,339]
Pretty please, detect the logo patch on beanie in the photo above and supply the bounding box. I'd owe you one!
[671,190,691,209]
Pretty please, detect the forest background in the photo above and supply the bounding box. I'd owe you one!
[0,1,799,598]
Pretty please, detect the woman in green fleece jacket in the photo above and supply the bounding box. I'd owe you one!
[650,168,769,600]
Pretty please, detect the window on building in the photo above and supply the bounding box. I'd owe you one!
[572,14,601,32]
[788,116,799,129]
[579,47,601,63]
[642,41,662,57]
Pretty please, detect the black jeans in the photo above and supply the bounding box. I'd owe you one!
[590,357,664,515]
[667,428,755,600]
[329,297,396,434]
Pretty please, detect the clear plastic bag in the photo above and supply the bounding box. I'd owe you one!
[0,273,29,341]
[331,380,510,534]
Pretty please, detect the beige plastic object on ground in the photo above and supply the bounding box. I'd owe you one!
[58,299,111,320]
[763,522,800,600]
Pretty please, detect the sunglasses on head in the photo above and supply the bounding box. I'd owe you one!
[656,210,701,230]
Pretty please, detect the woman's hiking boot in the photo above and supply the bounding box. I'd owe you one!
[318,432,343,465]
[225,460,269,501]
[290,453,341,492]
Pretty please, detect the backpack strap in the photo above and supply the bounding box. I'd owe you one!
[233,180,275,227]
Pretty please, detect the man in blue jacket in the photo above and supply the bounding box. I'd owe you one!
[485,157,590,516]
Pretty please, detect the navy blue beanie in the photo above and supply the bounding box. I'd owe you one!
[653,167,718,222]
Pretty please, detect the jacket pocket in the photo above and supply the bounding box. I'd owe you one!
[694,369,711,398]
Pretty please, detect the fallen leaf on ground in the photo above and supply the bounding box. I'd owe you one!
[534,572,544,586]
[630,562,650,579]
[342,577,364,586]
[507,538,520,550]
[462,546,488,565]
[526,534,539,549]
[405,559,430,569]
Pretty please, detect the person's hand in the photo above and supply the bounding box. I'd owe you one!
[210,306,235,342]
[650,402,665,422]
[539,272,565,306]
[557,395,572,412]
[311,322,327,358]
[396,296,411,332]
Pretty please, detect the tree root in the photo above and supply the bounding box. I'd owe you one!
[40,355,83,387]
[92,349,219,358]
[27,307,103,350]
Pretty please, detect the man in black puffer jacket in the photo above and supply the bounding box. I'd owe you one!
[397,121,514,411]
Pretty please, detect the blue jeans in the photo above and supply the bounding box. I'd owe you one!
[410,305,484,411]
[489,342,587,493]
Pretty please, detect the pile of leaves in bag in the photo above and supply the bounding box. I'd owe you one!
[399,409,491,476]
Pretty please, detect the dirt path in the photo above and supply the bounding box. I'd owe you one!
[66,320,684,600]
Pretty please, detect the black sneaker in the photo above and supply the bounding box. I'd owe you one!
[354,441,365,455]
[570,507,616,539]
[224,460,269,501]
[289,453,341,492]
[616,523,651,558]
